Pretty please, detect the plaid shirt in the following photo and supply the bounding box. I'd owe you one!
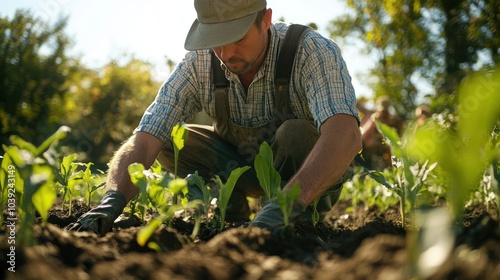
[136,22,359,143]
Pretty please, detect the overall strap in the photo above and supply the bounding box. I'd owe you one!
[211,24,312,120]
[274,24,312,121]
[211,50,229,89]
[275,24,311,90]
[211,51,230,119]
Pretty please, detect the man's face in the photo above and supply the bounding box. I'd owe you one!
[212,9,272,75]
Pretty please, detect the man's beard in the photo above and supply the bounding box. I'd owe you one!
[224,58,252,74]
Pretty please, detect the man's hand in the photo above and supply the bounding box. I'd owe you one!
[65,190,126,236]
[249,199,305,232]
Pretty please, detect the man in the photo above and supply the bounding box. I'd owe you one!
[66,0,361,236]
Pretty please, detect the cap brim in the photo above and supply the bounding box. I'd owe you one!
[184,13,258,51]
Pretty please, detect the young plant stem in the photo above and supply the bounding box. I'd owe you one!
[398,170,406,226]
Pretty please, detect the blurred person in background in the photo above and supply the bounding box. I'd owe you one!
[359,96,403,170]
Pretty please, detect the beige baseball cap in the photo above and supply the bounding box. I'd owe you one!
[184,0,267,51]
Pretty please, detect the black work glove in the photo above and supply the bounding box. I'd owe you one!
[65,190,126,236]
[249,199,305,232]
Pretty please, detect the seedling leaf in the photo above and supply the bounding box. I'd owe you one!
[8,135,37,154]
[275,182,301,227]
[137,218,163,246]
[254,142,281,201]
[35,126,71,156]
[215,166,251,230]
[32,182,57,226]
[171,122,189,151]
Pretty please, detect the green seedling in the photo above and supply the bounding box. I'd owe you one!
[253,141,319,226]
[128,159,205,243]
[136,199,202,249]
[130,160,171,213]
[171,122,189,177]
[128,163,151,224]
[146,161,171,209]
[76,162,105,207]
[0,151,21,225]
[254,141,281,202]
[187,171,211,217]
[136,177,203,248]
[212,166,251,231]
[341,167,401,213]
[184,172,213,240]
[406,69,500,222]
[171,122,189,204]
[1,126,70,246]
[54,154,83,215]
[275,182,301,228]
[370,120,437,226]
[31,182,57,226]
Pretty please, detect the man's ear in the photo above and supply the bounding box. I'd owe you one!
[263,8,273,30]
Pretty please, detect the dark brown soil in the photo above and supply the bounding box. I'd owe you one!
[1,200,500,280]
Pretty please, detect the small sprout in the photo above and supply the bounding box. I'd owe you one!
[171,122,189,179]
[187,172,211,217]
[212,166,250,231]
[136,200,202,248]
[254,142,281,202]
[128,163,149,224]
[371,120,438,226]
[171,122,189,204]
[275,182,301,228]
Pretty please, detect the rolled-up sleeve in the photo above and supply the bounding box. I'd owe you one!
[298,33,360,129]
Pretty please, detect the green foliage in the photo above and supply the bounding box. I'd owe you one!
[342,168,401,211]
[254,142,281,202]
[170,122,189,204]
[54,154,82,215]
[1,10,163,170]
[0,126,70,246]
[128,161,179,224]
[147,167,171,210]
[31,183,57,227]
[77,162,105,207]
[187,172,212,217]
[406,69,500,220]
[212,166,251,231]
[171,122,189,178]
[137,218,163,247]
[275,182,301,228]
[135,177,203,248]
[253,141,310,227]
[368,119,439,225]
[329,0,500,117]
[63,58,161,169]
[0,10,79,145]
[130,122,205,245]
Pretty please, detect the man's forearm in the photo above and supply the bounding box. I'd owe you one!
[105,132,164,202]
[283,114,362,205]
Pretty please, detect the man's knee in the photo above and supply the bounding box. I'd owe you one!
[271,119,319,180]
[272,119,319,156]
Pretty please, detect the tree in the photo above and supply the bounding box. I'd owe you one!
[63,57,161,169]
[0,10,79,144]
[328,0,500,118]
